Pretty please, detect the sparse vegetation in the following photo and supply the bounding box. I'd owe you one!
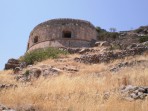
[135,26,148,34]
[139,36,148,43]
[20,47,68,65]
[1,25,148,111]
[0,54,148,111]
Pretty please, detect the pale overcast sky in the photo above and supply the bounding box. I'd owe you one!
[0,0,148,70]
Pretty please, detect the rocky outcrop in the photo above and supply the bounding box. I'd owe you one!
[15,64,80,82]
[120,85,148,101]
[4,59,20,70]
[15,65,63,82]
[4,58,26,70]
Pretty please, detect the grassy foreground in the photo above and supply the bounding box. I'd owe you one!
[0,54,148,111]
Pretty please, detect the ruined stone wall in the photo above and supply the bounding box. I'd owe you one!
[27,18,97,52]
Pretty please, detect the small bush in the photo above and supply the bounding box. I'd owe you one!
[139,36,148,43]
[20,47,68,65]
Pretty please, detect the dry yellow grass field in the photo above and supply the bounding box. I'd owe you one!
[0,54,148,111]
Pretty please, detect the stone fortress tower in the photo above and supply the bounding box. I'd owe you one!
[27,18,97,52]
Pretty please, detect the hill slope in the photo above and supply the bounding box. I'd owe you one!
[0,46,148,111]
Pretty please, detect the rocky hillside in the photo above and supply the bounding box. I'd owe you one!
[97,25,148,49]
[0,26,148,111]
[0,42,148,111]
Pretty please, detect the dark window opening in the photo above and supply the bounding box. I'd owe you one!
[63,31,72,38]
[34,36,38,43]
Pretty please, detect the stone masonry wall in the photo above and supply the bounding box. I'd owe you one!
[27,18,97,52]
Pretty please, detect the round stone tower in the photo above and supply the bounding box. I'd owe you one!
[27,18,97,52]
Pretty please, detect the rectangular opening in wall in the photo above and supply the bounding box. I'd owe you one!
[63,31,71,38]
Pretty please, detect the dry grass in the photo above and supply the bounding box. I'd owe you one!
[0,70,17,84]
[0,54,148,111]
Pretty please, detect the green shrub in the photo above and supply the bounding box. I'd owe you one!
[20,47,68,65]
[96,26,107,33]
[139,36,148,43]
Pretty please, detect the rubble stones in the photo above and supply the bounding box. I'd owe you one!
[120,85,148,100]
[0,104,36,111]
[79,48,91,54]
[15,66,63,82]
[16,104,36,111]
[15,64,80,82]
[95,41,110,47]
[126,43,138,49]
[0,84,17,90]
[59,47,103,54]
[142,41,148,46]
[29,68,42,78]
[14,67,22,74]
[75,45,148,64]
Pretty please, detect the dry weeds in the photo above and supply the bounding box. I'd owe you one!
[0,54,148,111]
